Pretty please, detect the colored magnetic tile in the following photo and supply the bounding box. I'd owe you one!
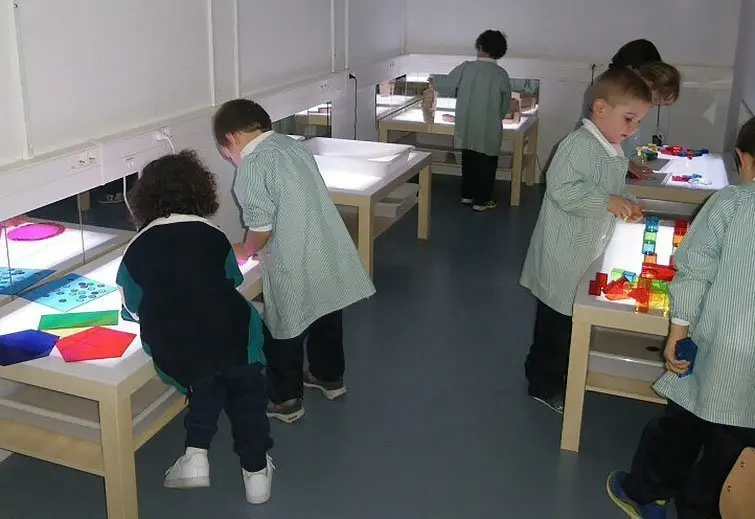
[643,253,658,265]
[595,272,608,285]
[644,216,660,232]
[0,267,56,296]
[610,268,626,281]
[642,240,656,255]
[672,175,691,182]
[675,338,698,377]
[622,271,638,284]
[672,234,685,247]
[21,273,117,313]
[55,326,136,362]
[588,280,602,295]
[643,230,658,242]
[38,310,120,331]
[634,299,650,313]
[649,291,668,312]
[0,329,58,366]
[650,279,669,294]
[629,287,650,304]
[641,264,676,282]
[604,278,632,301]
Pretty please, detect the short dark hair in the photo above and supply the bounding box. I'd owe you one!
[475,30,508,60]
[213,99,272,147]
[638,62,681,104]
[593,68,653,106]
[128,150,219,229]
[609,39,662,70]
[736,117,755,156]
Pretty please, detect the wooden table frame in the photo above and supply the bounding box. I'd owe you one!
[329,153,433,278]
[377,104,539,207]
[0,251,262,519]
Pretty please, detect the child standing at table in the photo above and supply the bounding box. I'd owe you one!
[212,99,375,424]
[429,29,511,211]
[116,151,274,504]
[520,68,651,413]
[607,117,755,519]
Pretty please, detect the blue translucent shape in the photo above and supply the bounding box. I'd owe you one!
[0,329,58,366]
[0,267,56,296]
[21,273,117,312]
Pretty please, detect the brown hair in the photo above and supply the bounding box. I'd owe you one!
[638,61,681,104]
[593,68,653,106]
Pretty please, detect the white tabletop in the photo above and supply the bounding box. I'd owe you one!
[630,153,729,193]
[0,247,261,387]
[375,94,418,108]
[320,150,431,198]
[1,220,133,305]
[574,219,676,317]
[385,105,534,132]
[296,104,330,116]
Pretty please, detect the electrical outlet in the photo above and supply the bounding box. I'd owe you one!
[319,81,328,92]
[159,126,172,138]
[388,59,395,68]
[124,156,136,170]
[69,146,100,171]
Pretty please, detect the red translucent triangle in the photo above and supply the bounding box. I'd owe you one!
[55,326,136,362]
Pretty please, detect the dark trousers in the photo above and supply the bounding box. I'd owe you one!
[263,310,344,404]
[184,363,272,472]
[624,401,755,519]
[461,149,498,205]
[524,300,572,398]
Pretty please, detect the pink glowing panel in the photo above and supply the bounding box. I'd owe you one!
[7,223,66,242]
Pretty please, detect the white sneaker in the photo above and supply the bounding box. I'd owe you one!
[243,455,274,504]
[163,447,210,489]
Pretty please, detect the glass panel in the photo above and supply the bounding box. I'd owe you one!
[284,101,332,139]
[376,75,418,122]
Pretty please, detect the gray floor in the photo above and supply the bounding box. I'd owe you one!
[0,178,665,519]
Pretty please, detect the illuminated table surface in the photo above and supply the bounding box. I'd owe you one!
[376,94,418,108]
[295,104,331,126]
[1,220,134,307]
[310,140,433,278]
[377,101,540,207]
[0,247,261,519]
[628,153,730,205]
[561,219,680,453]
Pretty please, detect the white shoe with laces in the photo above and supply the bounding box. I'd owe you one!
[164,447,210,489]
[243,455,275,504]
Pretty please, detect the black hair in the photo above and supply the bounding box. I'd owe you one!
[128,150,219,229]
[736,117,755,156]
[609,39,662,70]
[212,99,272,147]
[475,30,508,60]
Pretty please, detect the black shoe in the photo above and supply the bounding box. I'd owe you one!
[530,392,564,414]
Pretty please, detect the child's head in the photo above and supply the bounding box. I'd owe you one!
[475,30,508,60]
[609,39,662,70]
[638,61,681,106]
[591,68,653,145]
[128,150,219,229]
[735,117,755,183]
[213,99,272,165]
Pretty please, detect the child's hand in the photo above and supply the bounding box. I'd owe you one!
[628,162,653,179]
[607,195,635,220]
[626,203,644,222]
[233,243,250,262]
[663,333,690,375]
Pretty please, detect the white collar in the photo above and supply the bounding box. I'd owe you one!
[240,131,275,159]
[581,119,624,157]
[477,57,497,63]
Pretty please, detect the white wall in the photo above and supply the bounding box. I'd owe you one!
[404,0,741,67]
[725,0,755,151]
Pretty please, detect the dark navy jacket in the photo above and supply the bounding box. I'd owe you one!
[116,215,264,393]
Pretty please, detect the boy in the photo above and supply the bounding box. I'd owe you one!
[117,151,273,504]
[607,117,755,519]
[429,29,511,211]
[212,99,375,424]
[520,68,652,413]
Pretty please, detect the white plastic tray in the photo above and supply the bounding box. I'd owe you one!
[305,137,414,177]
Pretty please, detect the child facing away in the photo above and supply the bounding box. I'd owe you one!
[520,68,652,413]
[607,117,755,519]
[212,99,376,424]
[429,29,512,212]
[116,151,274,504]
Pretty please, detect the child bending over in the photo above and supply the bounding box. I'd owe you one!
[520,68,652,412]
[607,117,755,519]
[429,29,511,211]
[116,151,273,504]
[212,99,375,424]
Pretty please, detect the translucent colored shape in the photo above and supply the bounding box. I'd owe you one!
[0,267,56,296]
[0,329,58,366]
[21,273,118,313]
[6,223,65,242]
[55,326,136,362]
[38,310,120,331]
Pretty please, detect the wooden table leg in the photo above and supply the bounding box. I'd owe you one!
[99,390,138,519]
[526,120,539,186]
[510,135,523,207]
[561,321,592,452]
[417,165,432,240]
[378,126,389,143]
[357,201,374,278]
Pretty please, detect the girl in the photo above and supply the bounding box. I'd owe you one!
[607,117,755,519]
[116,151,274,504]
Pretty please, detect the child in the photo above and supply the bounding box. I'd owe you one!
[621,61,682,160]
[607,117,755,519]
[520,68,652,413]
[116,151,274,504]
[212,99,375,424]
[429,29,511,211]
